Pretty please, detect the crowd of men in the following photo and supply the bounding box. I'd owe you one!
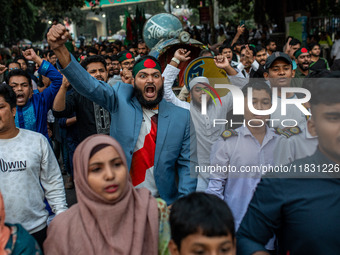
[0,21,339,255]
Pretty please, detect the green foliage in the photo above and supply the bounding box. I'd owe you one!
[0,0,38,45]
[0,0,86,45]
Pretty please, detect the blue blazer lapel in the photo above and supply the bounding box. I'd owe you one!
[154,99,169,169]
[131,96,143,147]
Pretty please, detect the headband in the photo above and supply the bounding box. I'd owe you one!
[294,47,309,58]
[118,51,134,62]
[132,58,162,77]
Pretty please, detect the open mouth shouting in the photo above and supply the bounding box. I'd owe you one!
[16,92,26,105]
[144,84,156,99]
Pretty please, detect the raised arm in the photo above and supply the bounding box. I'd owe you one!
[53,75,70,112]
[231,25,245,47]
[162,48,190,110]
[47,24,119,112]
[47,24,71,68]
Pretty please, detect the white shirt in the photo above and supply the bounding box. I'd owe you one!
[273,121,318,165]
[206,126,279,230]
[162,64,247,191]
[331,39,340,60]
[270,95,307,129]
[0,129,67,233]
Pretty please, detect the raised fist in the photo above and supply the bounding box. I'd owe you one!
[47,24,70,50]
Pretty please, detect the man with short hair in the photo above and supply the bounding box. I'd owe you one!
[238,45,267,79]
[108,55,121,86]
[14,56,28,71]
[265,39,277,56]
[104,55,115,81]
[47,50,57,67]
[309,43,329,72]
[219,44,238,68]
[291,47,311,87]
[14,55,39,90]
[53,55,111,143]
[136,40,149,60]
[6,48,63,142]
[237,77,340,255]
[0,83,67,248]
[48,24,197,205]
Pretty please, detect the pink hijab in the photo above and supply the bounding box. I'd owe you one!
[0,192,10,255]
[44,134,159,254]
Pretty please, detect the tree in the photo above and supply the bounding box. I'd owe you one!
[0,0,87,45]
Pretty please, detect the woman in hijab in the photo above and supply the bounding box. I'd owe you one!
[44,134,170,254]
[0,192,42,254]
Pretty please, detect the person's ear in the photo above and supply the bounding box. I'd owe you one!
[168,239,180,255]
[263,71,269,80]
[307,117,317,137]
[11,107,16,118]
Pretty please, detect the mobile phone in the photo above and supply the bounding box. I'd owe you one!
[240,20,245,26]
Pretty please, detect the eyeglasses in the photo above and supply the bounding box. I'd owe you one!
[9,67,19,71]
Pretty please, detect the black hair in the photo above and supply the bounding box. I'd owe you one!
[5,69,32,87]
[310,71,340,106]
[265,39,276,47]
[80,55,107,70]
[240,45,255,54]
[289,38,301,46]
[103,55,112,61]
[114,40,122,47]
[308,42,321,51]
[105,48,113,54]
[111,55,119,61]
[170,192,235,249]
[199,49,213,57]
[13,55,27,65]
[235,38,245,46]
[219,44,232,53]
[0,83,17,109]
[254,45,265,55]
[242,80,272,99]
[6,61,20,68]
[47,50,56,58]
[87,46,98,56]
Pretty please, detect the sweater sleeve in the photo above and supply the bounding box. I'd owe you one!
[39,135,68,215]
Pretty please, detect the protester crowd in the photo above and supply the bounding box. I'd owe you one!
[0,21,339,255]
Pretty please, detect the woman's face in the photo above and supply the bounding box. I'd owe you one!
[88,146,127,202]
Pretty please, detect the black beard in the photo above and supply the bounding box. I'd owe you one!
[299,63,310,71]
[134,84,164,109]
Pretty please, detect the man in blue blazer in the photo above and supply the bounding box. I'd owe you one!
[49,24,197,205]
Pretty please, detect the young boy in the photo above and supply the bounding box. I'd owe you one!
[169,192,236,255]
